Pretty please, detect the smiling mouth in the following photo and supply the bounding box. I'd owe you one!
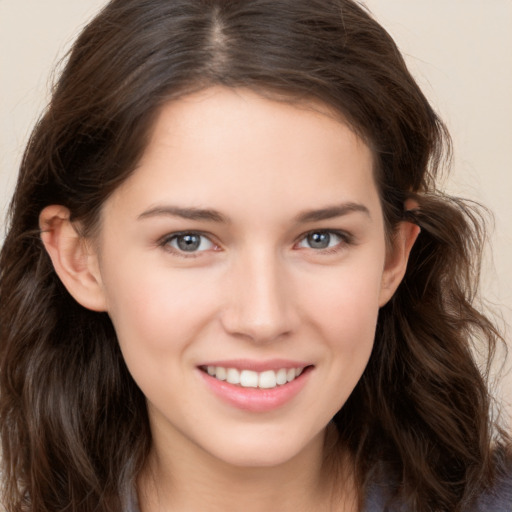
[199,365,310,389]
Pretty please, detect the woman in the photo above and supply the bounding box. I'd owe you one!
[0,0,510,511]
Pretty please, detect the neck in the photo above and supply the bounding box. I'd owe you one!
[138,424,357,512]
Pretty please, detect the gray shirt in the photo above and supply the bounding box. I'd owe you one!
[365,471,512,511]
[125,471,512,511]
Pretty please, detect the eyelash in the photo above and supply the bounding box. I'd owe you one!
[158,231,218,259]
[157,229,354,258]
[294,230,354,255]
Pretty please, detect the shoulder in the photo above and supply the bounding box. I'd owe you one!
[122,483,140,512]
[364,465,512,512]
[470,465,512,512]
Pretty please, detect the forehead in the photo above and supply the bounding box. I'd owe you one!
[105,86,379,222]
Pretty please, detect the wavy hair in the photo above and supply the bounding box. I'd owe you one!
[0,0,508,510]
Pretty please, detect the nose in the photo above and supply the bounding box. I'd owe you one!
[220,249,297,344]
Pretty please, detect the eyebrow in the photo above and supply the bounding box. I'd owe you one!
[138,206,229,223]
[137,201,370,224]
[294,202,371,223]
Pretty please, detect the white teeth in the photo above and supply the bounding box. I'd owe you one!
[258,370,277,389]
[240,370,259,388]
[226,368,240,385]
[276,368,287,385]
[205,366,306,389]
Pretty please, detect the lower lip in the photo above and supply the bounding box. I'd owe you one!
[198,368,312,412]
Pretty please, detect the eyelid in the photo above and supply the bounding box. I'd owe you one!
[294,229,354,252]
[156,228,354,258]
[157,230,220,257]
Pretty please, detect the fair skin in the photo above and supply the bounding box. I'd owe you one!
[40,87,419,511]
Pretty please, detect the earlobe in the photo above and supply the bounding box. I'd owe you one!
[39,205,107,312]
[378,216,421,307]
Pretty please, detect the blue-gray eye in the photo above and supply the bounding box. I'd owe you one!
[298,231,343,250]
[168,233,214,252]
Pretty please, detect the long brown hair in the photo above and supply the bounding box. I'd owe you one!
[0,1,508,510]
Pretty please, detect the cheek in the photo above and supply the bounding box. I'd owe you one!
[297,255,384,392]
[302,258,384,331]
[320,289,379,367]
[102,260,220,356]
[289,269,381,423]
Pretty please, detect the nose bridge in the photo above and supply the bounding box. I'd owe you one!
[221,244,295,343]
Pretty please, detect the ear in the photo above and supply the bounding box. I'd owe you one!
[39,205,107,311]
[378,200,421,307]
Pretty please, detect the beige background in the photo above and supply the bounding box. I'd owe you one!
[1,1,511,417]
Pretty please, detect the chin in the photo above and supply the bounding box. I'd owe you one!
[202,426,326,469]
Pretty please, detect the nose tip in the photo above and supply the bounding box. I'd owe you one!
[220,258,296,344]
[223,314,290,344]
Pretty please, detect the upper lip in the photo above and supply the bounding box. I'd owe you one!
[197,359,312,372]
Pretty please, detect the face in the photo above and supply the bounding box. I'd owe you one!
[92,87,398,468]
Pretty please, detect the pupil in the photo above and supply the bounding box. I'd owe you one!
[308,232,330,249]
[177,234,200,251]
